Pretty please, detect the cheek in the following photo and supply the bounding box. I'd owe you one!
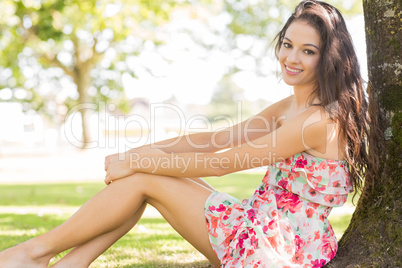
[277,48,287,64]
[311,57,320,69]
[306,57,320,74]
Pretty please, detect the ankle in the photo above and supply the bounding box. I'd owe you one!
[25,240,54,263]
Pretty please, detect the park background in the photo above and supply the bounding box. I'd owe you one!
[0,0,367,267]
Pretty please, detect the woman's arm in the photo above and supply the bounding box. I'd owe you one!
[130,100,284,154]
[105,106,333,183]
[104,101,283,174]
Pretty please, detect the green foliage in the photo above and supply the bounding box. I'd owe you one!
[0,0,180,118]
[222,0,361,44]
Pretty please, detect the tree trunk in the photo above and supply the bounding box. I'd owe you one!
[75,62,93,149]
[326,0,401,267]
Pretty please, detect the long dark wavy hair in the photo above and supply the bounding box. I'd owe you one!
[274,0,380,199]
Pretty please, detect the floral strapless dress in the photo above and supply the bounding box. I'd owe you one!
[204,152,353,267]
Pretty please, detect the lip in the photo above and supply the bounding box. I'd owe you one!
[284,65,303,75]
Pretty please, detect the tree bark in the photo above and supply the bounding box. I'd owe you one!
[326,0,401,267]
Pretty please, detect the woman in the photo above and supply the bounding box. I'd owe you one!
[0,1,376,267]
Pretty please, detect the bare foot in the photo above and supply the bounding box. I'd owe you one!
[0,242,51,268]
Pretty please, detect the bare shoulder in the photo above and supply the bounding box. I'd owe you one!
[301,105,333,123]
[243,96,291,129]
[256,95,294,128]
[274,95,294,114]
[296,106,345,161]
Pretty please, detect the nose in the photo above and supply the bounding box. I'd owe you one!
[286,49,300,64]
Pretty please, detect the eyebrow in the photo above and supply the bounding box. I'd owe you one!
[283,37,320,50]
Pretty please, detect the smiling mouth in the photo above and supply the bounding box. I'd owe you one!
[285,65,303,73]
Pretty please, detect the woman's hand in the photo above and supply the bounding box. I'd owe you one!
[104,152,135,185]
[104,147,166,185]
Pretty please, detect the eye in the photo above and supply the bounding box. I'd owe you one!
[283,42,292,49]
[304,49,315,55]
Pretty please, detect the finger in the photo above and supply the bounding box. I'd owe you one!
[104,158,109,171]
[104,175,112,185]
[105,167,111,184]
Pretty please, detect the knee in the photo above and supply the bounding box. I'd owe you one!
[119,173,155,196]
[123,173,178,202]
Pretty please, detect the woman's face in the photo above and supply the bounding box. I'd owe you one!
[278,20,321,90]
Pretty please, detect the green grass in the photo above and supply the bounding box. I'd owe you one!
[0,173,261,207]
[0,173,354,267]
[0,183,105,207]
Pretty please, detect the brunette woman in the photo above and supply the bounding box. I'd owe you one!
[0,1,376,267]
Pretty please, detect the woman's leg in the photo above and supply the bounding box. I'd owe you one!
[0,175,220,267]
[52,177,215,267]
[51,203,146,268]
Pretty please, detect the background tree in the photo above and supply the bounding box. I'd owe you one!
[0,0,180,147]
[327,0,401,267]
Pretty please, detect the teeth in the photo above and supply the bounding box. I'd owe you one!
[285,66,302,73]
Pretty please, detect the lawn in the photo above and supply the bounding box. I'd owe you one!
[0,173,353,267]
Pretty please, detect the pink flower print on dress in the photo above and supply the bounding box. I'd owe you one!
[285,157,293,165]
[314,175,323,184]
[305,208,315,218]
[246,209,257,222]
[278,179,289,190]
[276,191,303,213]
[314,231,320,241]
[308,188,317,197]
[318,161,328,172]
[250,233,258,248]
[271,210,278,218]
[288,173,295,182]
[294,235,306,251]
[296,158,308,168]
[319,214,325,222]
[319,232,337,260]
[225,207,232,215]
[258,187,265,195]
[268,219,278,230]
[315,185,327,192]
[292,252,305,265]
[324,195,336,205]
[208,215,221,238]
[251,260,262,268]
[236,231,249,256]
[216,204,226,212]
[327,163,337,175]
[268,236,279,251]
[262,170,271,183]
[311,259,327,268]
